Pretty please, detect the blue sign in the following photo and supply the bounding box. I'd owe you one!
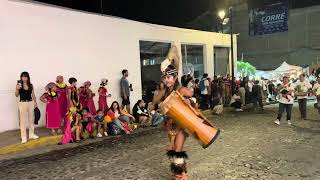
[249,3,288,36]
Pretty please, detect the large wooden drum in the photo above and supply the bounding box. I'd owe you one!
[161,91,220,148]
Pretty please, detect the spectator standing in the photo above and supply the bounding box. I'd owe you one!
[252,80,264,111]
[120,69,131,113]
[199,73,210,109]
[15,72,39,144]
[295,74,312,120]
[274,76,294,125]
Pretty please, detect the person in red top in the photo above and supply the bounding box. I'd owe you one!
[107,101,134,134]
[98,79,111,114]
[83,81,97,115]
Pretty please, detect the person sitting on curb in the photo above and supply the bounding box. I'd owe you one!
[230,90,243,112]
[60,107,81,144]
[107,101,134,134]
[80,107,97,139]
[94,109,108,137]
[132,100,151,128]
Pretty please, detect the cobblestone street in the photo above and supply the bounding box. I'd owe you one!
[1,104,320,180]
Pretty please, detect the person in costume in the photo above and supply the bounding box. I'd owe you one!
[79,84,87,109]
[83,81,97,116]
[40,82,62,135]
[98,79,111,114]
[80,107,97,139]
[60,107,81,144]
[161,45,180,73]
[56,75,68,123]
[151,65,194,180]
[68,77,81,112]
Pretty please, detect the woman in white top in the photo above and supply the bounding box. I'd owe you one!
[274,76,294,125]
[230,90,243,111]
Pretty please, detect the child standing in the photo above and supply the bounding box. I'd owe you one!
[98,79,111,115]
[40,83,62,135]
[84,81,97,116]
[94,109,108,137]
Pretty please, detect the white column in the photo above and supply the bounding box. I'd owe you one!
[205,44,214,78]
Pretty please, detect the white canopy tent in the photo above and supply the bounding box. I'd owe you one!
[273,61,303,74]
[256,62,303,80]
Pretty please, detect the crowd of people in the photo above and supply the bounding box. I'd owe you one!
[15,68,320,144]
[15,70,165,144]
[181,72,320,126]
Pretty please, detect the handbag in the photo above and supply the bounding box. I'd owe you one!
[34,107,41,125]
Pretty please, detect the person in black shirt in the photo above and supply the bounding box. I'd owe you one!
[15,72,39,144]
[252,80,264,111]
[132,100,150,127]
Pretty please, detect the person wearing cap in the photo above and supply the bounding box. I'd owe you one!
[274,76,294,126]
[150,65,194,180]
[40,82,61,135]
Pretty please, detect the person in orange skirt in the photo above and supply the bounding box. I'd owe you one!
[40,82,61,135]
[98,79,111,114]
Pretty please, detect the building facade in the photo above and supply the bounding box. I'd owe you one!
[0,1,237,132]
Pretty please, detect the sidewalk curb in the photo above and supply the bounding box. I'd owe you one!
[0,109,221,156]
[0,135,61,155]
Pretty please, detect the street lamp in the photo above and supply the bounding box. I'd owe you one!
[229,6,235,94]
[218,7,235,93]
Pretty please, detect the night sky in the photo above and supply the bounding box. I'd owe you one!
[35,0,320,30]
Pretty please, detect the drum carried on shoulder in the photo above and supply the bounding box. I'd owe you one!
[160,91,220,148]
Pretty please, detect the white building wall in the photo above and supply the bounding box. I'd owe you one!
[0,0,236,133]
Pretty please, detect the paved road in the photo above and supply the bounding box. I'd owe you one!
[1,104,320,180]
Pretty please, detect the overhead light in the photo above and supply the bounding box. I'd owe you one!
[218,10,226,20]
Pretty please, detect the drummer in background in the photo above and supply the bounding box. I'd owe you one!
[151,65,193,180]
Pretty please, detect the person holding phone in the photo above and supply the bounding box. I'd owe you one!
[15,72,39,144]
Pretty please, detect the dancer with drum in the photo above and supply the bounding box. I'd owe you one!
[151,46,220,180]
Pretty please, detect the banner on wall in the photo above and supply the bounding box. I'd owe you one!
[249,2,288,36]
